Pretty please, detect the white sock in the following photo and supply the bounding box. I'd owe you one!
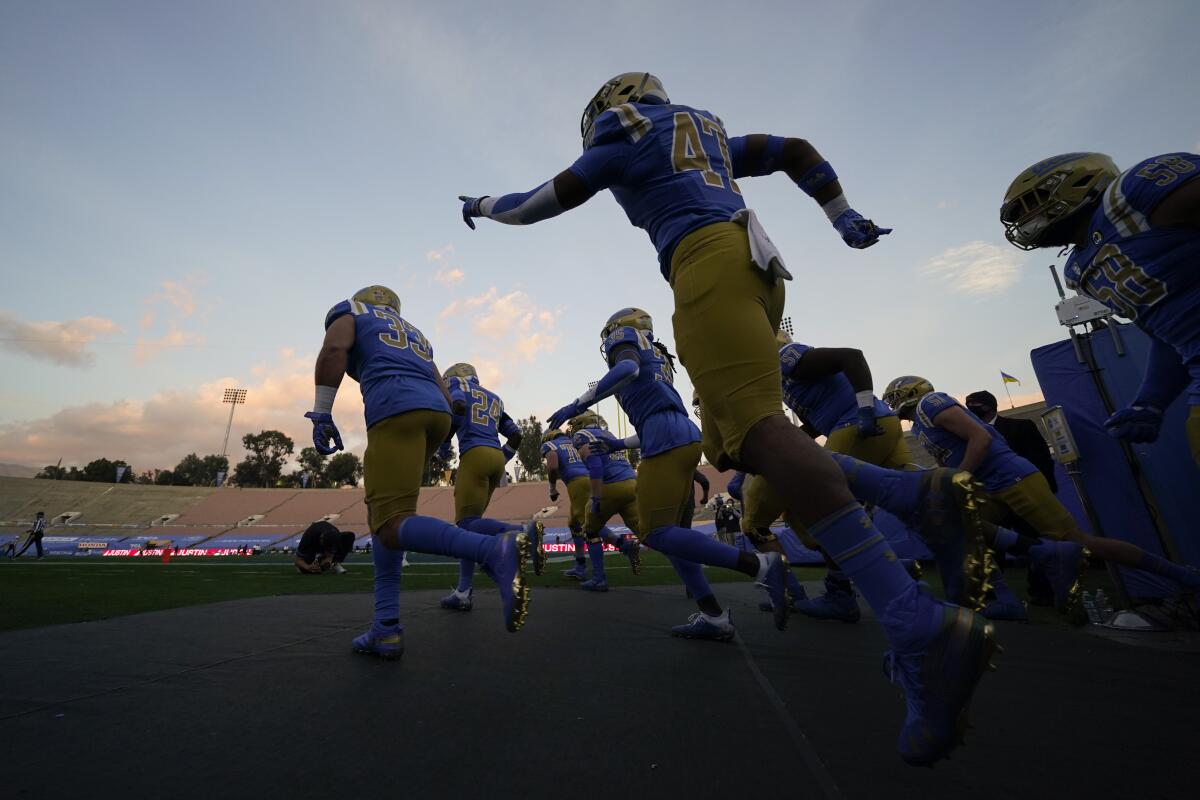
[755,552,771,582]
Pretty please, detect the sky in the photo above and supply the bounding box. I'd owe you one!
[1,0,1197,473]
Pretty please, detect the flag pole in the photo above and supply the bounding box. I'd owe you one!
[1002,373,1015,409]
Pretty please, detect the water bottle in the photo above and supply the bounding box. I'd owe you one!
[1081,590,1101,625]
[1094,589,1114,624]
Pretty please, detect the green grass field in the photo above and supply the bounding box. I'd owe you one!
[0,552,1105,631]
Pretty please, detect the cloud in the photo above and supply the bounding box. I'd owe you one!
[426,244,465,286]
[920,241,1023,295]
[137,277,206,362]
[0,311,121,367]
[437,286,559,388]
[0,350,367,471]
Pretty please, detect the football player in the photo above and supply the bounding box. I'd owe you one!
[541,428,591,579]
[439,363,544,612]
[1001,152,1200,467]
[552,313,787,640]
[566,411,642,591]
[461,73,997,766]
[885,376,1200,599]
[305,286,537,659]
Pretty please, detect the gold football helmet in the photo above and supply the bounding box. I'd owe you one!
[541,428,565,445]
[1001,153,1119,250]
[601,307,653,340]
[581,72,669,148]
[776,329,793,346]
[352,285,401,313]
[568,411,607,432]
[883,376,935,414]
[442,362,478,383]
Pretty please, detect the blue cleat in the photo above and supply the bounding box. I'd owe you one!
[563,562,588,581]
[480,531,531,632]
[524,520,546,576]
[580,577,609,592]
[439,587,473,612]
[794,575,862,623]
[980,570,1027,622]
[756,552,789,631]
[912,469,991,611]
[621,535,641,576]
[882,586,1000,767]
[352,623,405,661]
[759,584,807,613]
[671,610,735,642]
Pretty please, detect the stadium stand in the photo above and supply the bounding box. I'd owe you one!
[0,477,212,527]
[171,488,300,527]
[254,489,363,527]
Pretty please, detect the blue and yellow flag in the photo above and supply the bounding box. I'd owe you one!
[1000,371,1020,385]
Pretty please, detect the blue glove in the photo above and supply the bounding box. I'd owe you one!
[1104,405,1163,443]
[304,411,344,455]
[548,401,583,431]
[833,209,891,249]
[458,195,486,230]
[856,406,885,437]
[590,497,602,515]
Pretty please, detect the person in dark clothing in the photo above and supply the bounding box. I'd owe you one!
[713,497,742,544]
[294,521,356,574]
[678,470,710,529]
[966,390,1058,604]
[14,512,46,559]
[965,391,1057,492]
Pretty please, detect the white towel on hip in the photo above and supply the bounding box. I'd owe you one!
[731,208,793,282]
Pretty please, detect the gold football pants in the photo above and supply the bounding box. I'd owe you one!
[364,410,452,533]
[635,442,704,538]
[583,479,639,542]
[980,472,1078,539]
[453,445,506,522]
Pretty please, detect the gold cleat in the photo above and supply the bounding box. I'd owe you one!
[507,532,532,632]
[527,520,547,577]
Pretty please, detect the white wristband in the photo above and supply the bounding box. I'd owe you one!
[822,193,850,224]
[313,385,338,414]
[855,391,875,409]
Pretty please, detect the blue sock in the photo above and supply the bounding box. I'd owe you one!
[598,527,622,547]
[458,516,520,535]
[992,526,1019,553]
[786,569,806,598]
[1138,552,1200,588]
[571,534,586,564]
[396,515,497,564]
[829,454,923,521]
[668,555,714,601]
[644,526,741,570]
[810,503,913,614]
[588,540,607,579]
[456,558,475,592]
[371,534,403,626]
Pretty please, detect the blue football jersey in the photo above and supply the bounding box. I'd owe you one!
[446,377,518,454]
[569,101,748,278]
[601,326,701,457]
[572,428,637,483]
[911,392,1036,492]
[326,299,447,429]
[779,343,894,435]
[540,436,588,483]
[1064,153,1200,364]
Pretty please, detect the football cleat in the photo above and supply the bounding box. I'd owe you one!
[524,520,546,576]
[580,577,609,592]
[882,376,935,415]
[758,585,806,614]
[1030,540,1087,618]
[352,623,405,661]
[439,587,473,612]
[352,285,400,314]
[756,552,789,631]
[671,610,735,643]
[794,576,861,623]
[979,568,1027,622]
[331,563,347,575]
[882,585,1000,766]
[621,535,641,575]
[1001,153,1119,250]
[913,469,993,612]
[480,532,531,632]
[563,562,588,581]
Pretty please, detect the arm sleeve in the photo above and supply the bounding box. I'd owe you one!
[479,180,565,225]
[728,135,787,179]
[499,413,520,439]
[581,358,639,404]
[585,453,605,479]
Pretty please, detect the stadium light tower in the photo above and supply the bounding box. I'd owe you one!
[220,388,248,458]
[781,316,794,338]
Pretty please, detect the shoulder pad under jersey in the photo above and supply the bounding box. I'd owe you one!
[590,103,655,148]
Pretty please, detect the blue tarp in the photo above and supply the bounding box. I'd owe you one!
[1032,324,1198,597]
